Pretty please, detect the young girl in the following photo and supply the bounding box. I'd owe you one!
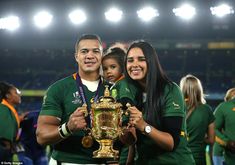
[102,47,138,165]
[102,47,124,84]
[102,47,137,107]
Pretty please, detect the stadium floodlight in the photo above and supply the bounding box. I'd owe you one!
[69,9,87,25]
[33,11,53,29]
[0,16,20,31]
[210,4,234,17]
[173,4,196,20]
[137,6,159,22]
[105,7,123,22]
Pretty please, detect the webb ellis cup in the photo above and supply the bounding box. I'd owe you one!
[91,86,123,158]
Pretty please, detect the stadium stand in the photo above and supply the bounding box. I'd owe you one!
[1,48,234,111]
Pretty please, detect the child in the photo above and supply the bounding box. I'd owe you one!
[102,46,139,165]
[102,47,137,106]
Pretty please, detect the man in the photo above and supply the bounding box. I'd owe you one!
[214,90,235,165]
[36,34,109,164]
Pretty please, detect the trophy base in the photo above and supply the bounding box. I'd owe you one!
[93,139,119,159]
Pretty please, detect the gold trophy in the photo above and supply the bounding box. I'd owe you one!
[91,86,123,158]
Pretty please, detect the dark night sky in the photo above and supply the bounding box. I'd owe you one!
[0,0,235,49]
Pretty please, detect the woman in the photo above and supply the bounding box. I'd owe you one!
[0,81,21,161]
[180,74,215,165]
[125,40,195,164]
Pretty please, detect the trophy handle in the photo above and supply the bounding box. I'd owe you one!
[123,102,131,116]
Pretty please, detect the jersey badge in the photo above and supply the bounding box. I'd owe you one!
[173,102,180,110]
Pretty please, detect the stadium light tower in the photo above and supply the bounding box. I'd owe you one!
[105,7,123,23]
[69,9,87,25]
[173,4,196,20]
[0,16,20,31]
[210,4,234,17]
[33,11,53,29]
[137,6,159,22]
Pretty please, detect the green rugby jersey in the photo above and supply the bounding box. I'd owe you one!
[135,83,195,165]
[214,98,235,164]
[213,142,224,156]
[0,104,18,142]
[186,104,215,165]
[110,78,139,165]
[40,74,109,164]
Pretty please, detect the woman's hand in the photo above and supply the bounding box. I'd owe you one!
[119,126,137,145]
[128,106,146,132]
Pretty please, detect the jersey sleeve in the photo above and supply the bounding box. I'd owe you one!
[214,103,229,143]
[40,83,63,118]
[162,83,185,117]
[115,79,137,103]
[112,79,139,126]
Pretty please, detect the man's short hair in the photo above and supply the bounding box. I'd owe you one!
[75,34,102,53]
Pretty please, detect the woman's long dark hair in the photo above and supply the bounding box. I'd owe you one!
[125,40,172,127]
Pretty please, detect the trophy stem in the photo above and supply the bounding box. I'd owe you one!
[93,139,119,158]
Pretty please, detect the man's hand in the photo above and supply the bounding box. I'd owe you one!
[67,106,88,133]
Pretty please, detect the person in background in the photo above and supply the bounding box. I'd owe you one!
[36,34,135,164]
[214,87,235,165]
[108,42,128,54]
[20,110,48,165]
[180,74,215,165]
[224,88,235,102]
[0,81,21,161]
[102,46,138,164]
[124,40,195,164]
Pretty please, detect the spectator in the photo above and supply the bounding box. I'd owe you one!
[180,74,215,165]
[214,87,235,165]
[20,110,48,165]
[0,81,21,161]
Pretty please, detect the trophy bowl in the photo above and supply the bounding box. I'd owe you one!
[91,86,122,158]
